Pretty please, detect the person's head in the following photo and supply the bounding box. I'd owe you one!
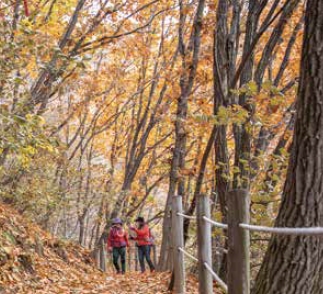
[112,217,123,227]
[135,216,145,227]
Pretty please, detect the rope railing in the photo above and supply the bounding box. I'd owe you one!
[239,223,323,235]
[203,216,228,229]
[177,212,195,220]
[175,196,229,293]
[178,247,199,262]
[178,246,228,292]
[204,262,228,293]
[172,191,323,294]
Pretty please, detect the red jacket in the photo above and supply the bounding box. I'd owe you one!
[107,226,129,248]
[131,224,152,246]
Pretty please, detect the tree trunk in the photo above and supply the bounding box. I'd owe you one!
[253,1,323,293]
[158,0,205,272]
[213,0,238,281]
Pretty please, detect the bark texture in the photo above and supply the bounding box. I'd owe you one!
[253,1,323,293]
[213,0,230,281]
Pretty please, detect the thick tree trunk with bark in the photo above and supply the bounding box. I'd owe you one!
[253,1,323,293]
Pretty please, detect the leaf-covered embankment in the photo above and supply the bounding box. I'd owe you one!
[0,203,209,293]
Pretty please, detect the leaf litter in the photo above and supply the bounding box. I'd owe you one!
[0,204,221,293]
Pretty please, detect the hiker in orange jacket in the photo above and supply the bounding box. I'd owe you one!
[107,218,129,274]
[130,217,155,273]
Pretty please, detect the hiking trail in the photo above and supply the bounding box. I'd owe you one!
[0,204,220,294]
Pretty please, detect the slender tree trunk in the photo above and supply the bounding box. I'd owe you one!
[253,1,323,292]
[159,0,205,272]
[233,0,261,189]
[213,0,235,280]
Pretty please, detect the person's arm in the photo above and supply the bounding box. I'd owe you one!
[129,226,139,240]
[130,226,139,234]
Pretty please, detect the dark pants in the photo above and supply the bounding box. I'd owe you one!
[137,245,155,272]
[112,247,126,273]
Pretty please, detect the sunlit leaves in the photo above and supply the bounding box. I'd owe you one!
[194,105,249,126]
[0,110,57,169]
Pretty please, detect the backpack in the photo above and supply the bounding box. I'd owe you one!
[110,226,127,247]
[111,226,126,238]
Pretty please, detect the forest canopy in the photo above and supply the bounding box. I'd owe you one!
[0,0,313,292]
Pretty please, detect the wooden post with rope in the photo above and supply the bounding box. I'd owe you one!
[227,189,250,294]
[197,194,213,294]
[172,195,185,294]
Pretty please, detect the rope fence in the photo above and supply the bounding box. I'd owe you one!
[171,190,323,294]
[239,223,323,235]
[204,262,228,293]
[203,216,228,229]
[178,247,198,262]
[177,246,228,292]
[177,212,195,220]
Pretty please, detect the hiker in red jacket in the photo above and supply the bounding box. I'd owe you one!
[130,217,155,273]
[107,218,129,274]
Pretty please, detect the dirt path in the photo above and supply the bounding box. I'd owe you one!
[2,272,202,294]
[0,204,221,294]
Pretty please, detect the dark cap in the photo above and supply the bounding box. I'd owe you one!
[135,216,145,223]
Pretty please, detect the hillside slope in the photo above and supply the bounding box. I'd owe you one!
[0,204,209,294]
[0,203,103,293]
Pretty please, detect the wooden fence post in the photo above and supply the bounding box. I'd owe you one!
[172,195,185,294]
[197,194,213,294]
[227,189,250,294]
